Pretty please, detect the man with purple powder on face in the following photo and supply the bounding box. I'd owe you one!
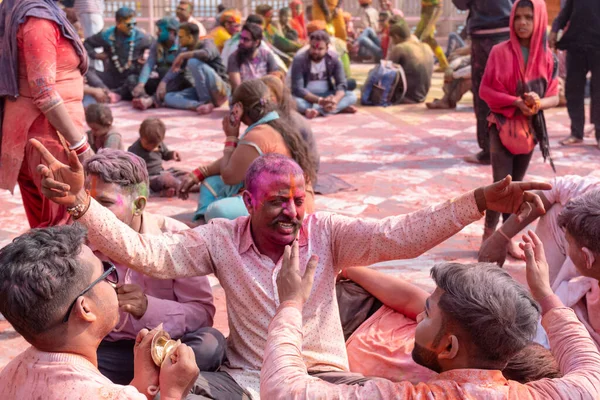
[32,142,551,399]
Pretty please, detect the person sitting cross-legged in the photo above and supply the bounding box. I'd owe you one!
[262,242,600,399]
[291,30,357,119]
[146,22,230,115]
[32,134,554,398]
[83,149,225,385]
[131,17,189,110]
[84,7,153,103]
[0,224,200,399]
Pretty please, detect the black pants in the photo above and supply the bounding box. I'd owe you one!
[471,33,510,156]
[565,48,600,140]
[485,125,533,230]
[97,327,226,385]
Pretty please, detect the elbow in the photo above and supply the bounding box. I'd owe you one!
[220,169,241,186]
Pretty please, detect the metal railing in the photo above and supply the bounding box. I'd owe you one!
[103,0,466,35]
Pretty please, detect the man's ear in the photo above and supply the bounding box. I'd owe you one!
[133,196,147,215]
[243,191,253,212]
[74,297,97,323]
[582,247,596,270]
[438,335,459,361]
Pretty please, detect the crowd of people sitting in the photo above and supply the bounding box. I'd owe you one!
[0,0,600,399]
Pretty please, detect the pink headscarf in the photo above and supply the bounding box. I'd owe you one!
[480,0,558,119]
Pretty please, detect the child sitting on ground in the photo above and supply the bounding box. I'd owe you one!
[127,118,186,197]
[85,104,123,152]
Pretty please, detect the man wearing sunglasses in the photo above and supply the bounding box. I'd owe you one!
[0,224,200,399]
[84,7,153,103]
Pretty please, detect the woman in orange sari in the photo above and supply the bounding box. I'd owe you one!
[0,0,90,228]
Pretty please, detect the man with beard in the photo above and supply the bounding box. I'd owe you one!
[227,23,280,93]
[32,147,552,399]
[291,30,357,119]
[131,17,191,110]
[84,7,153,103]
[262,243,600,399]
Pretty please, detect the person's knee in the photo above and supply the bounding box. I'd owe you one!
[187,58,210,73]
[182,327,227,372]
[204,198,248,221]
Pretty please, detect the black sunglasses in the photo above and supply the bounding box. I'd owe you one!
[126,21,137,28]
[62,261,119,323]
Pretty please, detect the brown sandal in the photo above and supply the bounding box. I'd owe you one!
[559,136,583,146]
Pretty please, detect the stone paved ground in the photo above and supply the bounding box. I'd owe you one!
[1,64,598,369]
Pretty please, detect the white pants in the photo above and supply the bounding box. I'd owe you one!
[77,12,104,71]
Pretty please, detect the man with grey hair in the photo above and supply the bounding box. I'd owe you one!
[264,241,600,398]
[83,149,225,385]
[34,142,551,399]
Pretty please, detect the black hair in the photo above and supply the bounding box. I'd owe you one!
[0,225,91,343]
[116,7,135,23]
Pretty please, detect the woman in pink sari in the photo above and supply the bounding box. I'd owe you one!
[290,0,307,41]
[0,0,90,228]
[479,0,559,245]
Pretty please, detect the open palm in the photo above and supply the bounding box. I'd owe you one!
[30,139,85,207]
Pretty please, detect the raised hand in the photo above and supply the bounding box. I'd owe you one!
[520,230,553,301]
[276,240,319,305]
[483,175,552,218]
[30,138,86,207]
[117,284,148,319]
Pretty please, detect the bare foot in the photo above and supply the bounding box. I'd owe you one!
[305,109,320,119]
[426,98,454,110]
[108,92,122,104]
[132,97,154,110]
[506,238,524,260]
[340,105,358,114]
[196,103,214,115]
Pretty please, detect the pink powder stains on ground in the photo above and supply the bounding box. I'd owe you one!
[0,65,597,370]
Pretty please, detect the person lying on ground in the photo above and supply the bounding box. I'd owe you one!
[261,240,600,399]
[337,266,560,383]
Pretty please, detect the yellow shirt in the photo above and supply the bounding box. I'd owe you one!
[209,26,231,52]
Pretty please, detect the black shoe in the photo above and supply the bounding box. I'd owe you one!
[464,151,491,165]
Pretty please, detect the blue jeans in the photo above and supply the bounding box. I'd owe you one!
[164,59,230,110]
[294,91,357,115]
[357,27,382,61]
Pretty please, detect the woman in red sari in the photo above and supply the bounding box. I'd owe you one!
[0,0,90,228]
[479,0,559,247]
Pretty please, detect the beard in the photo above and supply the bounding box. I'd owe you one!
[237,45,258,62]
[411,343,442,373]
